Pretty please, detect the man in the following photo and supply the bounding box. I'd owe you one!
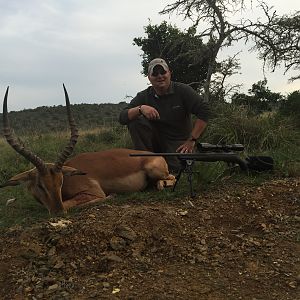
[119,58,210,172]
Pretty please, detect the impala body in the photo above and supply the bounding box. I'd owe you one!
[1,86,175,214]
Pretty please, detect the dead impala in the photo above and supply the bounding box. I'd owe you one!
[0,85,175,214]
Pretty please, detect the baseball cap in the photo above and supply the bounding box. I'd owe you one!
[148,58,169,75]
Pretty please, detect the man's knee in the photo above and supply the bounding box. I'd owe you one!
[127,117,156,151]
[128,116,152,132]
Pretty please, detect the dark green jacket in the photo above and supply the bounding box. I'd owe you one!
[119,82,210,140]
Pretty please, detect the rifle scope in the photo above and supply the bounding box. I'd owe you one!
[197,143,244,152]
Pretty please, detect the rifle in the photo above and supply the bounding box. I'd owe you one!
[130,143,273,198]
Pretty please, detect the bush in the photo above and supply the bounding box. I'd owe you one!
[279,90,300,127]
[203,103,298,152]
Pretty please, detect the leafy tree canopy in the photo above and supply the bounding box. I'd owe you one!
[279,90,300,118]
[133,21,211,90]
[160,0,300,100]
[231,79,283,113]
[253,10,300,82]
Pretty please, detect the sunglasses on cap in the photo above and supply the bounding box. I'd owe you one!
[151,69,167,77]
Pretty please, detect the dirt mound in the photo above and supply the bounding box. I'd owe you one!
[0,178,299,299]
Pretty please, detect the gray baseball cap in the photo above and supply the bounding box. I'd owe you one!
[148,58,169,75]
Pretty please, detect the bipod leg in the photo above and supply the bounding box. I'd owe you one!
[172,166,184,192]
[186,160,196,198]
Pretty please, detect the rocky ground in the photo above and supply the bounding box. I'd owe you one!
[0,177,299,300]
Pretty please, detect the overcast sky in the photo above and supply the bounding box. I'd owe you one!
[0,0,299,111]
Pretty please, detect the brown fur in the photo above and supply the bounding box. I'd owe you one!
[1,148,175,214]
[62,148,172,201]
[1,87,177,214]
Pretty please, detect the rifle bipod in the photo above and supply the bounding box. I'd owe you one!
[172,159,197,198]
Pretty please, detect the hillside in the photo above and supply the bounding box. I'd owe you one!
[0,102,128,134]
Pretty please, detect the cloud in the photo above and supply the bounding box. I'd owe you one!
[0,0,299,111]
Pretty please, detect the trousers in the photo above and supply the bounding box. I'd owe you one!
[128,116,185,172]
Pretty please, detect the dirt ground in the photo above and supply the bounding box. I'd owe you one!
[0,177,299,300]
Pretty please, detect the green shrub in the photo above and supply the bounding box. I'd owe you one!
[279,90,300,127]
[204,103,298,152]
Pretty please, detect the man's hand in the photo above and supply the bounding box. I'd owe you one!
[140,105,160,120]
[176,140,196,153]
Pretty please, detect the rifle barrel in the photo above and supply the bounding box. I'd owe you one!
[129,152,248,171]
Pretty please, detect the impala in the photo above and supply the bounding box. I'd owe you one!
[0,85,175,214]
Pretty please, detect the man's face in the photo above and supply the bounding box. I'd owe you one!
[148,65,171,93]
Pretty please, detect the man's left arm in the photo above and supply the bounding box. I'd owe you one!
[190,118,207,141]
[176,119,207,153]
[176,84,210,153]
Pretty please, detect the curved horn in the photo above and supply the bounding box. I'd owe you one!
[54,84,79,171]
[3,87,47,172]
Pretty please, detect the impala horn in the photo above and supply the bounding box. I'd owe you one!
[53,84,79,171]
[3,87,47,173]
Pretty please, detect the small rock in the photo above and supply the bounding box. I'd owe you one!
[48,246,56,256]
[24,286,33,292]
[48,283,59,291]
[61,291,70,297]
[112,287,120,294]
[54,261,64,269]
[115,225,137,241]
[178,210,188,216]
[110,236,126,250]
[287,281,297,288]
[6,198,16,206]
[103,253,123,263]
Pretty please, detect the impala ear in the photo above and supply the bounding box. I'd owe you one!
[0,169,35,188]
[61,166,87,177]
[0,180,22,188]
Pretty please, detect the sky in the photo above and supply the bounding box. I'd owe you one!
[0,0,299,111]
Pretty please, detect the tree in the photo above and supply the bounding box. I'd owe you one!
[133,21,211,90]
[231,79,283,113]
[160,0,300,101]
[253,10,300,82]
[208,53,242,103]
[279,90,300,118]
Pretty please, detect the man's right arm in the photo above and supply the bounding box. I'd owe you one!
[127,106,143,121]
[118,92,143,125]
[119,90,160,124]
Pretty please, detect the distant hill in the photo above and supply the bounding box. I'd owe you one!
[0,102,128,135]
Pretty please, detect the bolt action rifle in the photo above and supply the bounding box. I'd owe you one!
[130,143,273,198]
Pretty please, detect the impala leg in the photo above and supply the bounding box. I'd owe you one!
[157,174,176,190]
[63,193,107,210]
[62,177,107,210]
[143,157,177,190]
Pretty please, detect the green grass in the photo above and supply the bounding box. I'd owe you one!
[0,187,50,228]
[0,110,299,228]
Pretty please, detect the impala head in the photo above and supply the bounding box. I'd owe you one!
[1,85,82,214]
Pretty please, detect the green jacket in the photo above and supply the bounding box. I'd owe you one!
[119,82,210,140]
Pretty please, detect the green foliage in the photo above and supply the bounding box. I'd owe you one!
[254,12,300,82]
[133,21,211,89]
[279,90,300,127]
[204,103,298,152]
[231,79,283,114]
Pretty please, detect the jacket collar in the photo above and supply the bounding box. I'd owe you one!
[150,81,175,98]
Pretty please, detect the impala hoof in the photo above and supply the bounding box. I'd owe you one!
[157,177,176,190]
